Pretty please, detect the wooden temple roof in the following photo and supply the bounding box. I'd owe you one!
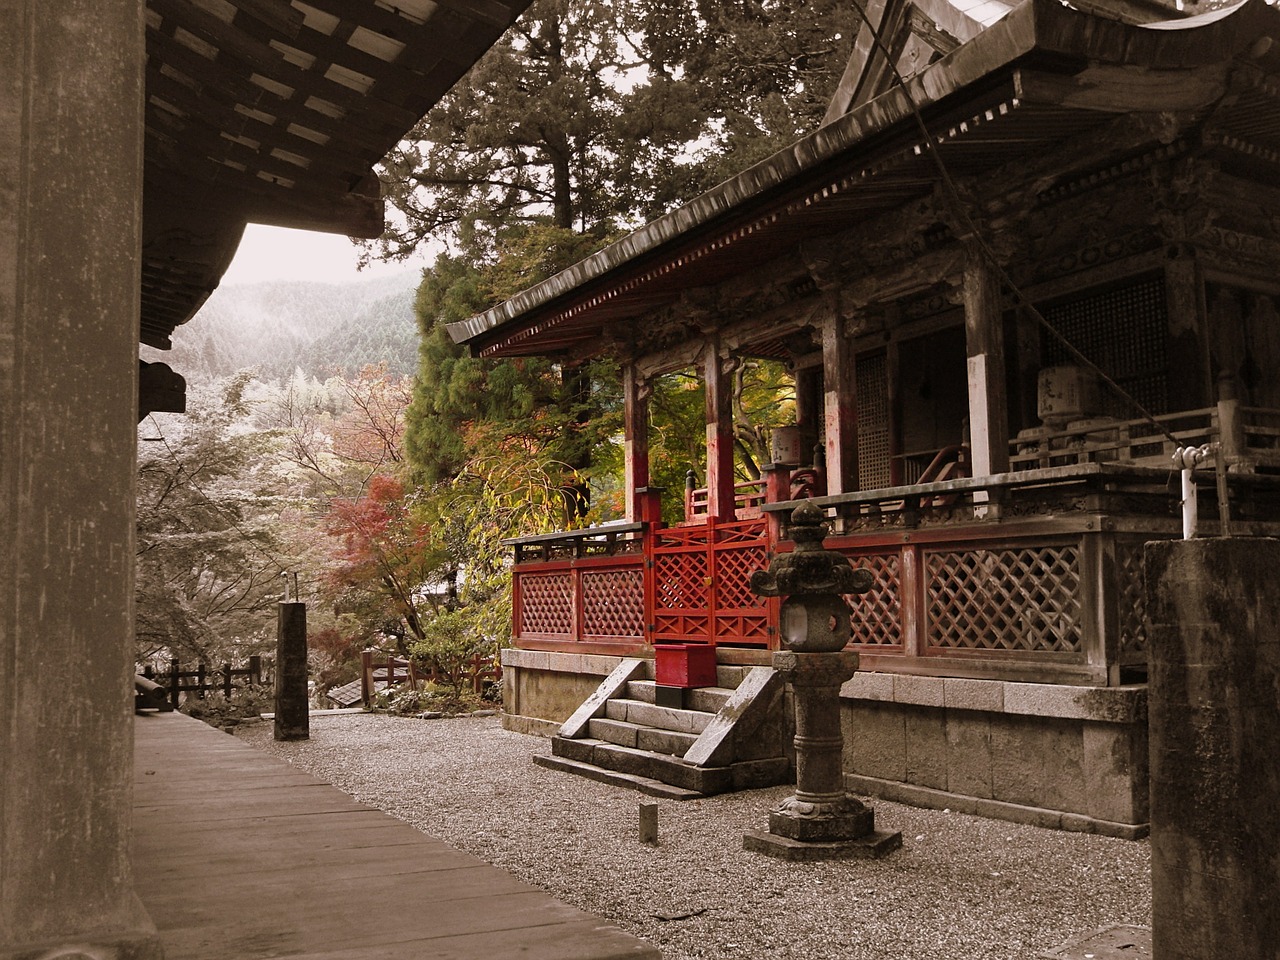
[449,0,1280,363]
[141,0,530,350]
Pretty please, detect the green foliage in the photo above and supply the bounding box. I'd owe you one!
[136,375,289,664]
[404,224,618,492]
[408,609,492,701]
[372,0,857,262]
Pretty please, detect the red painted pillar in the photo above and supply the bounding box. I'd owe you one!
[623,362,651,522]
[822,312,859,495]
[704,338,737,521]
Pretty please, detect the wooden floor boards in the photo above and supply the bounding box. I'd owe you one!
[132,712,659,960]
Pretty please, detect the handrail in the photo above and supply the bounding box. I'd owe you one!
[1009,407,1218,469]
[762,462,1177,514]
[501,521,644,547]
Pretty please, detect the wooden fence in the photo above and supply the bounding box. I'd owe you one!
[142,656,268,710]
[359,650,500,707]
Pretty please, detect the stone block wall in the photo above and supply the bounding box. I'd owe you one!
[500,649,625,735]
[841,674,1149,838]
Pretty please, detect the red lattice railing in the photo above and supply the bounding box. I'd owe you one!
[651,517,772,647]
[504,462,1280,683]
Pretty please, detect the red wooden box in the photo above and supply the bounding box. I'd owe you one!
[654,643,718,688]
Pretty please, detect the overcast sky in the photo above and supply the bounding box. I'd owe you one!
[221,223,432,286]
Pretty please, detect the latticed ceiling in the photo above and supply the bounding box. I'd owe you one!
[141,0,530,349]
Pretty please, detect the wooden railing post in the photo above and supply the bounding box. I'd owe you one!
[196,662,206,700]
[222,662,232,698]
[762,464,791,546]
[1080,529,1119,685]
[169,657,180,709]
[900,543,924,658]
[249,655,261,685]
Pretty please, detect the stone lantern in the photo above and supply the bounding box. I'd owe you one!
[743,500,901,860]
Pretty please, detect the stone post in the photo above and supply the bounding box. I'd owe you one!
[1145,538,1280,959]
[743,502,901,860]
[275,602,310,741]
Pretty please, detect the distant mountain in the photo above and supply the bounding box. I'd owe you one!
[143,271,421,384]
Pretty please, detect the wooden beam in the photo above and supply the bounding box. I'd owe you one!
[822,312,859,495]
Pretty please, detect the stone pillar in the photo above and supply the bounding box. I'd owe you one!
[1145,538,1280,959]
[275,602,310,741]
[744,502,901,860]
[0,1,161,957]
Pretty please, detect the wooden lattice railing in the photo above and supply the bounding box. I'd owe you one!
[821,521,1164,685]
[507,458,1280,682]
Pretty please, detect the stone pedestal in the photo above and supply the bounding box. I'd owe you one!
[744,650,901,860]
[744,502,901,861]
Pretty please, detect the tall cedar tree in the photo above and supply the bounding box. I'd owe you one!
[374,0,858,260]
[405,225,619,503]
[395,0,855,505]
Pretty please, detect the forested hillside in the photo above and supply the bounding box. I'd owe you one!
[144,271,420,383]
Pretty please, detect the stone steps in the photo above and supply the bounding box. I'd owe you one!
[624,680,735,714]
[541,656,792,800]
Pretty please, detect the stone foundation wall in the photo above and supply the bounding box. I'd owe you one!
[499,651,1150,838]
[841,673,1148,838]
[500,649,625,736]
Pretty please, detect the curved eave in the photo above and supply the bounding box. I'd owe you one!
[449,0,1280,360]
[141,0,532,350]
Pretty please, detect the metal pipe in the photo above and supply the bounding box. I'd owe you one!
[1174,443,1220,540]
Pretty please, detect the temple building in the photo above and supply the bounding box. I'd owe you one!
[450,0,1280,838]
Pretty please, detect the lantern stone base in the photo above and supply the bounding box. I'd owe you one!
[769,793,876,841]
[743,826,902,861]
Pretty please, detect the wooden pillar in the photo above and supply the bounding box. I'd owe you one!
[704,338,737,521]
[1,0,161,956]
[822,312,858,495]
[963,251,1010,477]
[795,365,823,466]
[623,362,651,522]
[1165,254,1210,411]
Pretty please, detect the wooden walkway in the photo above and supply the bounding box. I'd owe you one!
[132,712,659,960]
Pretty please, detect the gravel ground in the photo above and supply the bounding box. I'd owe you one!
[235,713,1150,960]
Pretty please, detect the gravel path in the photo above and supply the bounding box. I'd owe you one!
[235,713,1150,960]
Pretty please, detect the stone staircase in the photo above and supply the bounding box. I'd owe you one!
[533,658,792,800]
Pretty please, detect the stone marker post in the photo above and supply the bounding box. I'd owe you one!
[743,501,901,860]
[1145,538,1280,959]
[275,601,310,741]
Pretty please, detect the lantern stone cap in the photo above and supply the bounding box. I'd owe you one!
[750,501,873,598]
